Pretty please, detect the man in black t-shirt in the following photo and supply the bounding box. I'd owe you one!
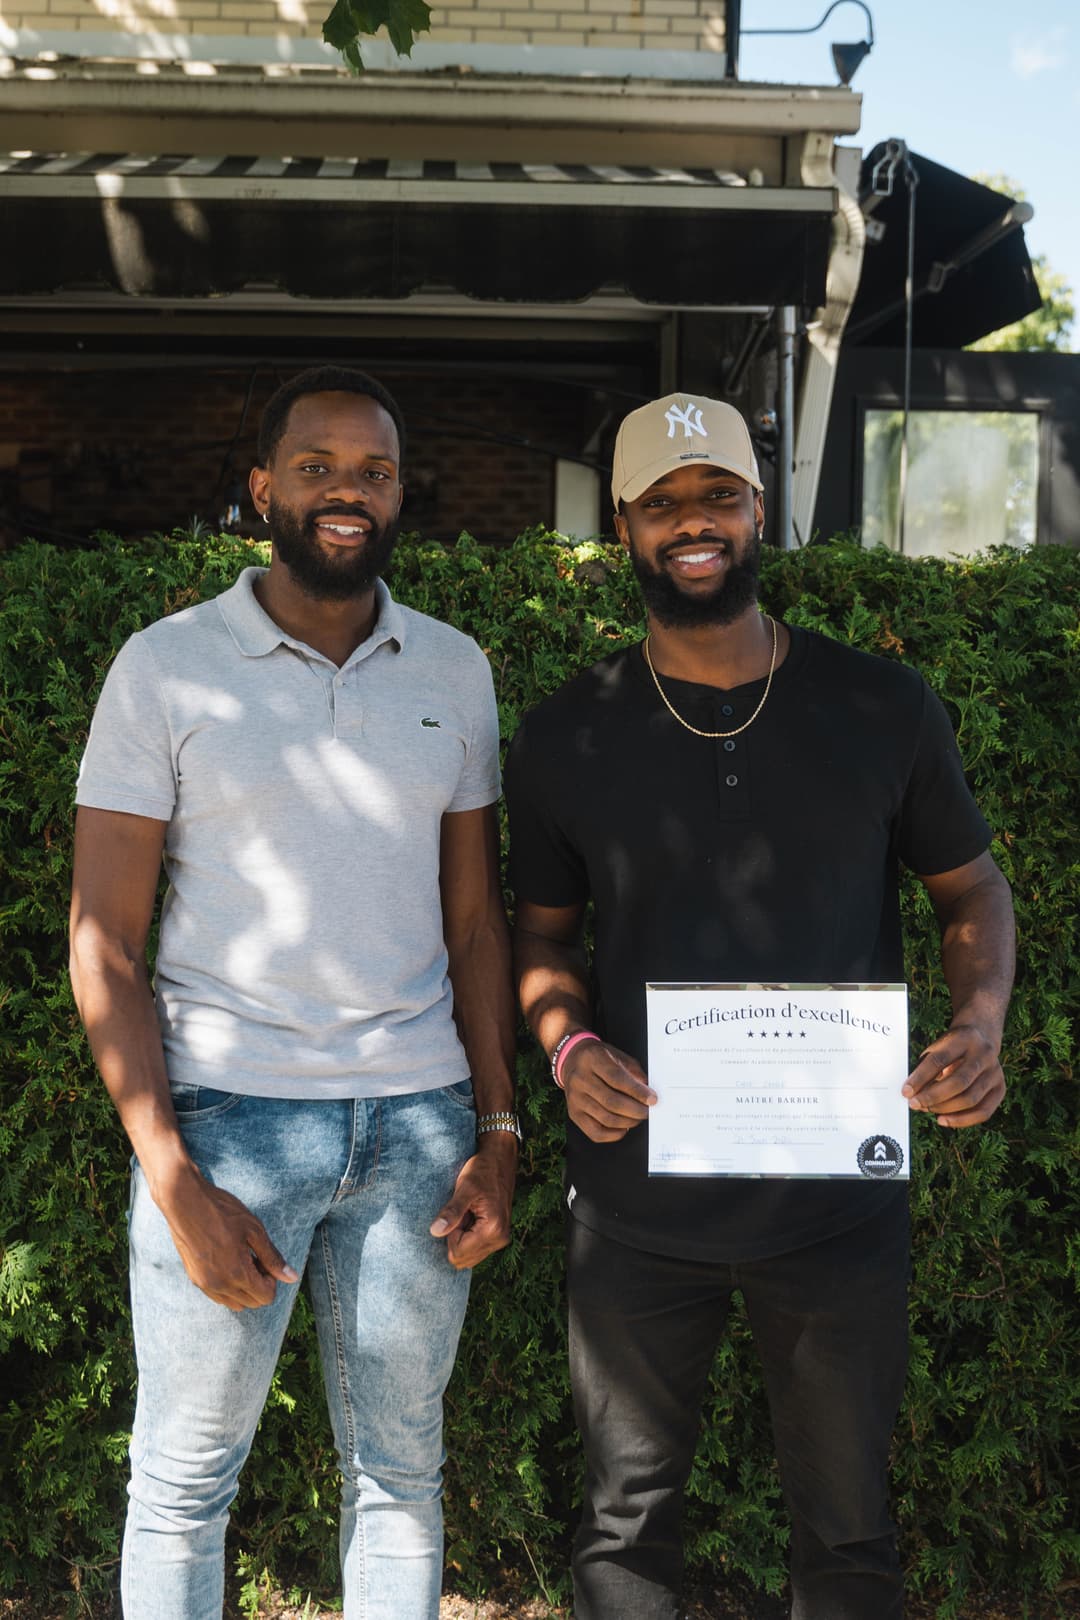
[506,393,1015,1620]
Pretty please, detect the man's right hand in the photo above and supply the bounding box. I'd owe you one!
[156,1167,299,1310]
[560,1039,657,1143]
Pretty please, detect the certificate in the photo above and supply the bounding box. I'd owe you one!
[646,983,909,1180]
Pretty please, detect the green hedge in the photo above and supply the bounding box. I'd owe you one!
[1,532,1078,1618]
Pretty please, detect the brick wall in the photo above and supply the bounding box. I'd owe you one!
[6,0,725,52]
[427,0,724,51]
[0,366,591,547]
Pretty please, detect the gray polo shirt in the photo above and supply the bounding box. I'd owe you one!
[76,568,501,1099]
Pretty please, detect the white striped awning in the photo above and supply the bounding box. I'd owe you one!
[0,153,753,185]
[0,151,836,210]
[2,151,835,304]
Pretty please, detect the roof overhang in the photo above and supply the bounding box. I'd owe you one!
[0,56,864,138]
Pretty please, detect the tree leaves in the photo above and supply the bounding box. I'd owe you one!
[322,0,432,71]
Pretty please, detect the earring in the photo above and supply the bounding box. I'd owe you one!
[262,512,270,525]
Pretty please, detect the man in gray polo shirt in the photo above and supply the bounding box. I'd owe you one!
[69,366,519,1620]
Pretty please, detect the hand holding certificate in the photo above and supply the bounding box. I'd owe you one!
[647,983,909,1180]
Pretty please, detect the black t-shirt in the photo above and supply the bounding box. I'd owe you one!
[505,625,992,1262]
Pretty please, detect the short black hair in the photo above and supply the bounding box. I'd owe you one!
[257,366,406,467]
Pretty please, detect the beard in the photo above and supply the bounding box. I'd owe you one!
[268,497,400,601]
[628,526,762,629]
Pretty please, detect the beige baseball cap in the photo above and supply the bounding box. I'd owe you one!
[611,392,763,506]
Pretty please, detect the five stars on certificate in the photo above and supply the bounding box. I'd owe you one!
[747,1030,807,1038]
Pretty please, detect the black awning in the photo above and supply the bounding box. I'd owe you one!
[1,153,834,307]
[846,147,1041,348]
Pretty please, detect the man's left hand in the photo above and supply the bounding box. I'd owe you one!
[429,1133,517,1269]
[902,1022,1006,1127]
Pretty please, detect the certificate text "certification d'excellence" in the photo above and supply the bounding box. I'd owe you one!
[661,999,895,1038]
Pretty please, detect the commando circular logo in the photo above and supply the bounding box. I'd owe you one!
[856,1135,904,1179]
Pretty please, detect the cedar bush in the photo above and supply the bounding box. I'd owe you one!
[1,531,1078,1618]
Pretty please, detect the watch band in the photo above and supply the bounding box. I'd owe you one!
[476,1111,523,1143]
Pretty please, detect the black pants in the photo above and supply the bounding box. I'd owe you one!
[567,1198,910,1620]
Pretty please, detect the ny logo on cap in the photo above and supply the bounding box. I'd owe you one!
[665,401,707,440]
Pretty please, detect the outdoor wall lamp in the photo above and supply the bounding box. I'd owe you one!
[742,0,875,84]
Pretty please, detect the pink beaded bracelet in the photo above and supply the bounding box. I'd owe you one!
[550,1029,602,1089]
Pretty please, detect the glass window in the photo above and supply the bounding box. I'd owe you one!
[861,409,1039,557]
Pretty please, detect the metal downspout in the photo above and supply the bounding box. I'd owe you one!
[792,134,867,545]
[776,304,797,551]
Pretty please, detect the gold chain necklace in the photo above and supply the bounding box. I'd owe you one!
[642,616,779,739]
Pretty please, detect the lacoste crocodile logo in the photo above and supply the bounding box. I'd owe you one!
[421,717,441,728]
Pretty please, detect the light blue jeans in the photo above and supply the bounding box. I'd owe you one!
[122,1081,476,1620]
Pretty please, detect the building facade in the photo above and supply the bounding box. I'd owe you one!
[6,0,1061,553]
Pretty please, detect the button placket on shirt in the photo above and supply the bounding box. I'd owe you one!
[330,664,365,739]
[285,621,392,739]
[288,645,338,732]
[713,703,747,811]
[322,632,397,739]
